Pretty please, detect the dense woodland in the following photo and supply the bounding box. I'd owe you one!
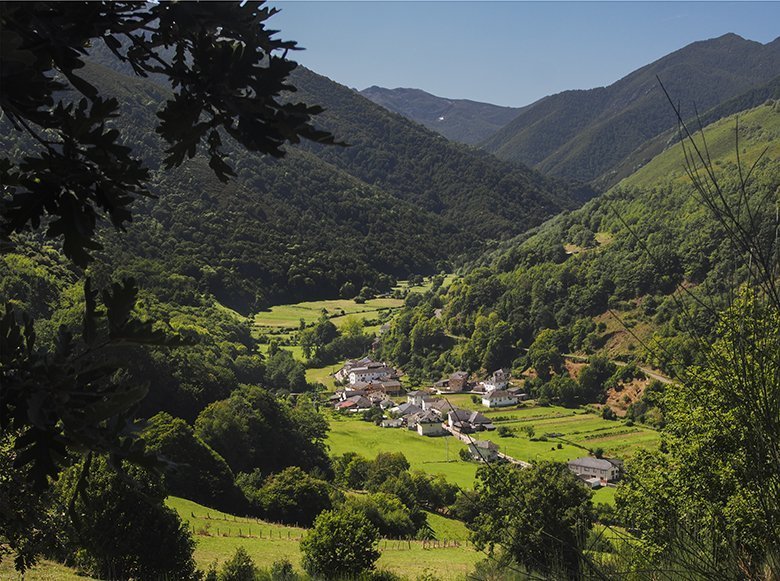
[1,3,779,580]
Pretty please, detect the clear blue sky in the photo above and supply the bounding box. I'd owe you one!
[268,1,780,107]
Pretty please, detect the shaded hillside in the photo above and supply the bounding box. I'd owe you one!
[482,34,780,183]
[359,86,525,145]
[2,54,587,313]
[291,67,592,238]
[379,101,780,382]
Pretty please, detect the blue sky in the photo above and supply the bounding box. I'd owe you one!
[268,1,780,107]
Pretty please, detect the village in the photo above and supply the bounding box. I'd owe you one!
[328,357,623,489]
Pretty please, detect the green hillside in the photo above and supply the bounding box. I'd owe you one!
[1,55,588,314]
[380,101,780,385]
[482,33,780,184]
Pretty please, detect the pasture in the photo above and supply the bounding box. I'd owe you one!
[168,496,481,579]
[327,404,658,494]
[253,297,402,330]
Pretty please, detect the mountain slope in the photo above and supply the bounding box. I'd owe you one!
[359,86,525,145]
[379,100,780,381]
[482,34,780,184]
[2,55,587,313]
[291,67,592,238]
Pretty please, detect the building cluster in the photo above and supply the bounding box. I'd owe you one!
[328,358,626,485]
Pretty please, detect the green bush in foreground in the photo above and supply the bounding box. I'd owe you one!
[300,509,380,579]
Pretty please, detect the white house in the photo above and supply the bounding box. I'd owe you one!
[348,362,393,385]
[481,390,519,408]
[567,457,623,482]
[414,411,446,436]
[480,369,509,393]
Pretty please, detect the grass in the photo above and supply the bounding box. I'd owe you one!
[622,103,780,189]
[592,485,618,505]
[167,496,479,579]
[0,559,97,581]
[327,413,478,489]
[327,404,656,490]
[253,297,403,330]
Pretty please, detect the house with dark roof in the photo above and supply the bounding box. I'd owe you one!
[412,411,446,436]
[467,440,500,462]
[447,409,495,433]
[335,395,373,412]
[567,457,623,482]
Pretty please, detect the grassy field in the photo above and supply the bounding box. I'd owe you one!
[0,559,97,581]
[168,496,480,579]
[327,404,658,495]
[622,103,780,188]
[253,297,403,330]
[327,413,478,489]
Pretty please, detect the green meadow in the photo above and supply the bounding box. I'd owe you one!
[326,404,658,493]
[167,496,480,579]
[327,413,478,489]
[253,297,403,330]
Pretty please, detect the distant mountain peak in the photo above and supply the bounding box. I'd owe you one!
[359,86,523,145]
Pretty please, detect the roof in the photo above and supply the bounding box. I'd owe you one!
[407,390,426,396]
[448,409,491,424]
[450,371,469,380]
[395,403,422,416]
[483,390,516,400]
[568,457,618,471]
[428,400,453,413]
[414,411,441,424]
[470,440,499,451]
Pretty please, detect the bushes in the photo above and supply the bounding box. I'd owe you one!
[300,510,380,578]
[238,466,332,527]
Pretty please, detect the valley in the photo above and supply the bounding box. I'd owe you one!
[2,6,778,579]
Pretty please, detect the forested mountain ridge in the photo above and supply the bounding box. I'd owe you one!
[594,74,780,189]
[1,55,586,314]
[291,67,592,235]
[481,33,780,183]
[359,85,526,145]
[379,100,780,386]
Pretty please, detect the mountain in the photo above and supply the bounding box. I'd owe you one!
[482,34,780,184]
[0,55,586,314]
[290,66,591,237]
[595,74,780,189]
[379,98,780,381]
[359,86,526,145]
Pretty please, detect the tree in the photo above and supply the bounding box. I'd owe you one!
[300,509,380,579]
[341,493,417,539]
[470,461,593,577]
[141,412,245,512]
[1,2,334,570]
[249,466,332,527]
[616,292,780,576]
[218,547,257,581]
[527,329,563,382]
[55,455,198,580]
[578,356,617,402]
[1,1,336,265]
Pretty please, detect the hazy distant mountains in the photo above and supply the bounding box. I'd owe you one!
[359,86,527,145]
[364,34,780,185]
